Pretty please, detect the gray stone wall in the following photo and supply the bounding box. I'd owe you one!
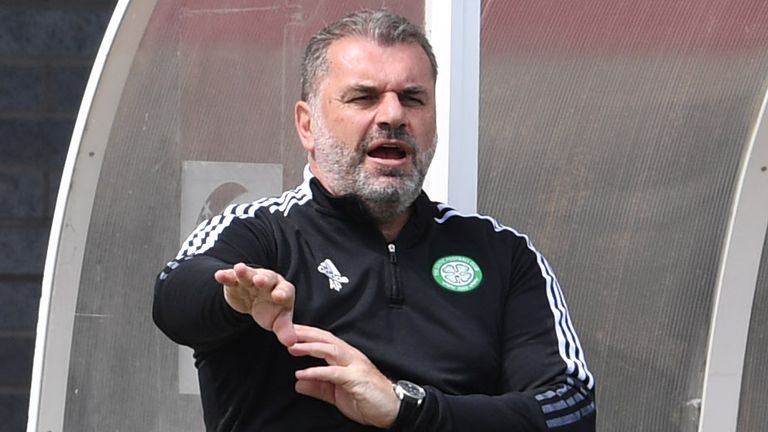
[0,1,117,430]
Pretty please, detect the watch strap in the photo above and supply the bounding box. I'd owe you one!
[390,381,426,430]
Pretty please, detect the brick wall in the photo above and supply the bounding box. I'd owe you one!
[0,1,117,430]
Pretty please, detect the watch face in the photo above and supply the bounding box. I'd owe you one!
[398,380,426,399]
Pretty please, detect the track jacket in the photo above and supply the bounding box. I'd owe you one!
[153,174,596,431]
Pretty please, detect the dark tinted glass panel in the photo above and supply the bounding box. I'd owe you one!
[479,0,768,430]
[62,1,423,430]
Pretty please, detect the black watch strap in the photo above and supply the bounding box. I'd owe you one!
[391,380,426,429]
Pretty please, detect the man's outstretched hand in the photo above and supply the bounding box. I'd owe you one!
[216,268,401,427]
[288,325,401,429]
[214,263,297,346]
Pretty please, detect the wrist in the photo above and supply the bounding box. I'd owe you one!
[390,380,426,430]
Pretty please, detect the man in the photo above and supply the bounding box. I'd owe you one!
[153,8,596,431]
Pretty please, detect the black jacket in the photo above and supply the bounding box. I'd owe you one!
[153,176,596,431]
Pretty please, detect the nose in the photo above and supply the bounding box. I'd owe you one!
[375,91,406,130]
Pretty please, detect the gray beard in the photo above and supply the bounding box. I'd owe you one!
[312,116,435,224]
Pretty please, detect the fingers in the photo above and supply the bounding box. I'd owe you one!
[236,265,296,305]
[295,365,345,385]
[289,341,346,365]
[294,324,347,345]
[234,262,268,286]
[295,379,336,405]
[216,264,297,345]
[288,326,355,375]
[269,277,295,307]
[214,268,238,286]
[219,264,294,302]
[214,264,268,289]
[289,325,356,364]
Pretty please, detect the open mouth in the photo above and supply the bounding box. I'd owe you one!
[367,143,408,160]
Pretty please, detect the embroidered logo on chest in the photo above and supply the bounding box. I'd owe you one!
[432,255,483,292]
[317,258,349,291]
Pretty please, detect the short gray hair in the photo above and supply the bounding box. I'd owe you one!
[300,9,438,102]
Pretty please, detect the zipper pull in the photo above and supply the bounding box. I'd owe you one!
[388,243,397,263]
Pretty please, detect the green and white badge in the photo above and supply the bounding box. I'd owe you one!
[432,255,483,292]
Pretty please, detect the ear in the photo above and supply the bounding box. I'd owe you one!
[295,100,315,153]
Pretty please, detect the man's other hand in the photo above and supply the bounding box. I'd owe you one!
[288,325,400,428]
[214,263,297,346]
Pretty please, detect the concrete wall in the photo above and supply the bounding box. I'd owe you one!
[0,1,117,430]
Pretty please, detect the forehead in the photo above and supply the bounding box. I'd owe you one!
[322,37,435,91]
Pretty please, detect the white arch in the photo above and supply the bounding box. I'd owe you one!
[27,1,158,430]
[698,85,768,431]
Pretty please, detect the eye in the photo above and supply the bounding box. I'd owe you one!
[344,92,379,106]
[398,91,426,107]
[350,94,376,103]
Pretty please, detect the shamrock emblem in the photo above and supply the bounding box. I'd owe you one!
[440,262,474,287]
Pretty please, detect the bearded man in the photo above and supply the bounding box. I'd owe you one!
[153,8,596,432]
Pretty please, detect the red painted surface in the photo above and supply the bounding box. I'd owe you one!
[481,0,768,55]
[143,0,423,46]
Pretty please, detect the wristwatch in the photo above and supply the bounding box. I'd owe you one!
[392,380,426,425]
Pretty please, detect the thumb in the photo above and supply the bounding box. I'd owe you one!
[273,309,297,347]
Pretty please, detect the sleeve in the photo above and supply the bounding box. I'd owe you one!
[152,212,277,351]
[392,237,596,432]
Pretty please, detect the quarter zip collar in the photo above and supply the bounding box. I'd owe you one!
[308,178,374,222]
[307,177,435,248]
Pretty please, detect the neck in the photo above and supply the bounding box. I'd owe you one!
[309,166,417,241]
[375,209,411,242]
